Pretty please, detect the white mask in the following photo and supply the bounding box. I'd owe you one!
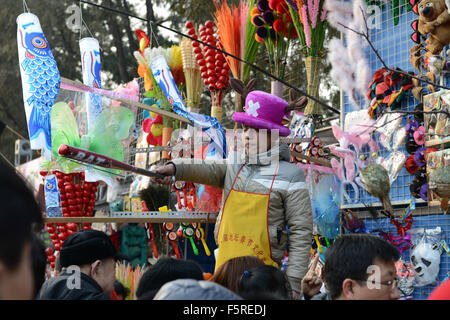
[409,227,442,287]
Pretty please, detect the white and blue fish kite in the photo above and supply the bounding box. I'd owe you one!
[150,55,227,159]
[80,37,102,133]
[17,13,60,159]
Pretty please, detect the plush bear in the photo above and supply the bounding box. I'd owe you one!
[417,0,450,56]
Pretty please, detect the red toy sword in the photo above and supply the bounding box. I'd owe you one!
[58,144,169,179]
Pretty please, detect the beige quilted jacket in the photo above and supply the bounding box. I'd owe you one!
[170,144,313,292]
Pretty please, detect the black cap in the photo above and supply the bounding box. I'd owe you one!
[59,230,127,268]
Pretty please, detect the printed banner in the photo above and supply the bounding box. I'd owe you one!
[44,174,62,217]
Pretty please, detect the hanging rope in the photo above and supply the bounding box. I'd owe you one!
[23,0,30,13]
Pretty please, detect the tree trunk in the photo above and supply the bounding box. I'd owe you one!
[107,0,130,83]
[121,0,138,57]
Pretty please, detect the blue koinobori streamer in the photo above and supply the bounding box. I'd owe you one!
[17,13,61,160]
[80,37,102,133]
[150,55,227,159]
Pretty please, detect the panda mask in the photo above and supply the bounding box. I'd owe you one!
[410,242,441,287]
[409,227,442,287]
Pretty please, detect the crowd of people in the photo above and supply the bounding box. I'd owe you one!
[1,160,449,300]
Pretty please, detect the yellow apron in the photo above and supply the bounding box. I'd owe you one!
[215,164,279,272]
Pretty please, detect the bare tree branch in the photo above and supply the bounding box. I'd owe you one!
[337,8,450,91]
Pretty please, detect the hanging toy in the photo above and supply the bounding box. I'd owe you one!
[17,13,61,159]
[172,181,186,210]
[195,225,211,256]
[390,201,414,237]
[395,259,416,299]
[341,209,367,233]
[142,200,158,259]
[142,114,163,146]
[186,183,197,211]
[307,136,325,162]
[172,181,196,211]
[380,232,412,254]
[162,222,181,259]
[181,223,199,256]
[409,227,442,287]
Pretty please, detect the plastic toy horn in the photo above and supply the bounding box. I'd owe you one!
[163,222,181,259]
[142,200,158,259]
[196,226,211,256]
[182,224,199,256]
[167,230,181,259]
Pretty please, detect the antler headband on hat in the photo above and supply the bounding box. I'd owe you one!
[229,79,308,136]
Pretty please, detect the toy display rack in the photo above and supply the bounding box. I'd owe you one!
[43,211,218,223]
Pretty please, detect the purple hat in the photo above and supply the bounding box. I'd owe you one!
[419,183,428,201]
[232,90,291,136]
[414,147,427,167]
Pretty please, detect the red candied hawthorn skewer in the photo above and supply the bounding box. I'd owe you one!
[185,20,230,120]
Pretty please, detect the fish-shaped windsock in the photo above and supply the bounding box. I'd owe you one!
[80,37,102,133]
[17,13,60,159]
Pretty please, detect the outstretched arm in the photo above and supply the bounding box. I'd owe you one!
[154,160,227,189]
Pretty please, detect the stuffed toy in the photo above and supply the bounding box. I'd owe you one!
[142,114,163,146]
[417,0,450,54]
[410,0,450,90]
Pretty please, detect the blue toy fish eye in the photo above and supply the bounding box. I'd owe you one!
[32,36,47,49]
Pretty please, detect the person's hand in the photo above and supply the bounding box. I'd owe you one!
[153,163,175,185]
[301,254,323,298]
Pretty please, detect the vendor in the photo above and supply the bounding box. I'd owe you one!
[154,89,313,298]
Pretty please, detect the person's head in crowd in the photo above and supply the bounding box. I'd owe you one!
[209,256,265,293]
[31,234,47,299]
[238,265,292,300]
[136,257,204,300]
[324,234,401,300]
[153,279,243,300]
[59,230,126,296]
[0,162,43,300]
[114,280,129,300]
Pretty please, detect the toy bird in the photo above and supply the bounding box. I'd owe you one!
[17,13,60,159]
[360,163,394,213]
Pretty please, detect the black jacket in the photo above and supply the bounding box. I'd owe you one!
[38,270,110,300]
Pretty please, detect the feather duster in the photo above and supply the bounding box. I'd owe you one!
[326,0,370,109]
[167,45,185,86]
[214,0,242,79]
